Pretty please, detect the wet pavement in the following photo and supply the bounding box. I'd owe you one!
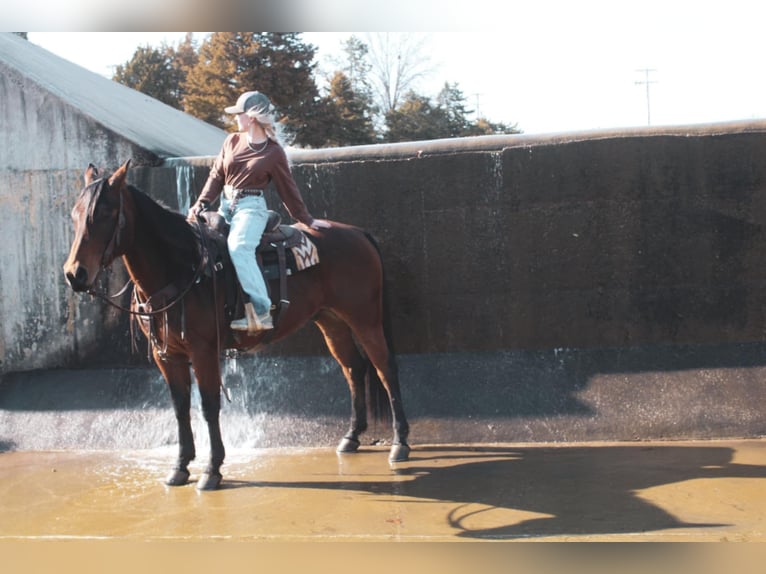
[1,438,765,543]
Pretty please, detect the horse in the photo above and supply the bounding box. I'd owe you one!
[62,160,410,490]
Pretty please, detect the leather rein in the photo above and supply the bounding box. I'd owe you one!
[83,181,208,318]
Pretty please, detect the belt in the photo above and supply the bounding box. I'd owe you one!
[223,185,263,200]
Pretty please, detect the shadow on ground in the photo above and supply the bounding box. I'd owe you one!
[226,444,766,539]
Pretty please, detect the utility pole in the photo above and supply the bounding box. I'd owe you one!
[472,92,482,119]
[635,68,657,126]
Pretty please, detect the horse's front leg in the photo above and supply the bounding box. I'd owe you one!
[157,357,195,486]
[191,353,226,491]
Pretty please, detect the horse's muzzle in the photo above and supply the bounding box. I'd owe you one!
[64,264,90,292]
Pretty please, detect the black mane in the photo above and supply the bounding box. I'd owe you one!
[127,184,201,266]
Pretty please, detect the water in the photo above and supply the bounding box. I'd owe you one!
[174,164,194,214]
[212,354,346,450]
[0,352,349,453]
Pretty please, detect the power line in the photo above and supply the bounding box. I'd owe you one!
[635,68,657,126]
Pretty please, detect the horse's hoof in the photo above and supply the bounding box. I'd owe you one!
[336,437,361,454]
[196,472,222,491]
[388,444,411,463]
[164,468,190,487]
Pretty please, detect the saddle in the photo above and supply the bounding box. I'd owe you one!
[197,210,319,326]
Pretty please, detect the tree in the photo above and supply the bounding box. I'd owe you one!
[385,83,522,142]
[321,72,377,147]
[170,33,199,106]
[436,82,475,137]
[365,33,434,117]
[435,82,523,136]
[385,91,446,142]
[465,117,522,136]
[182,32,325,147]
[338,36,374,107]
[111,32,521,145]
[112,34,197,110]
[114,46,178,108]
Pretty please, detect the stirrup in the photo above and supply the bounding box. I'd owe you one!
[231,303,273,332]
[255,311,274,331]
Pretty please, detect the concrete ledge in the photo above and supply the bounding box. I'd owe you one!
[165,119,766,165]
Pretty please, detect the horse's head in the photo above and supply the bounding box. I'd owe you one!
[63,160,132,292]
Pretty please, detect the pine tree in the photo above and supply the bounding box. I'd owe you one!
[465,117,522,136]
[113,34,197,110]
[339,36,374,109]
[322,72,376,147]
[385,91,446,142]
[181,33,240,128]
[182,32,324,146]
[437,82,474,138]
[385,84,521,142]
[113,45,182,108]
[170,33,198,108]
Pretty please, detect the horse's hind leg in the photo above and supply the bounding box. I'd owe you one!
[157,356,195,486]
[315,310,368,453]
[345,318,410,462]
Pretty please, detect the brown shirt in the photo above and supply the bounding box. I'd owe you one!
[197,133,314,225]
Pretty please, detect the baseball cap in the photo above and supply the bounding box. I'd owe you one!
[224,91,273,115]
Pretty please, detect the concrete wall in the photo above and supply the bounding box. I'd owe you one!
[0,63,154,375]
[3,120,766,443]
[5,121,766,367]
[0,37,227,376]
[161,122,766,357]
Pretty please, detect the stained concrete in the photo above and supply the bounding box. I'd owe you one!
[1,439,765,542]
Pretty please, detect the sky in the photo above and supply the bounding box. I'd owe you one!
[23,1,766,135]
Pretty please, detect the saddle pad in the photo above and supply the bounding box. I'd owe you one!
[259,232,319,280]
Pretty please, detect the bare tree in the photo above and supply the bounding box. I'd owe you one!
[365,33,435,114]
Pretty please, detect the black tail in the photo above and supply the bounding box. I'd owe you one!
[363,231,396,425]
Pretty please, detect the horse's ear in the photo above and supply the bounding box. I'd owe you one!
[108,159,131,188]
[84,163,98,185]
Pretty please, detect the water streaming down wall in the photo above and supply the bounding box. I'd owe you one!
[174,163,193,215]
[0,354,356,451]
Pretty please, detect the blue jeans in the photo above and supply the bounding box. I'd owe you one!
[219,194,271,315]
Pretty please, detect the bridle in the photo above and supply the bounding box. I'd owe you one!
[81,178,207,318]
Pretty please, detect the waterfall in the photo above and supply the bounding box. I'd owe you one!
[175,164,193,214]
[165,156,213,212]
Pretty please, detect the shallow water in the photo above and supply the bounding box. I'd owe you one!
[2,440,766,542]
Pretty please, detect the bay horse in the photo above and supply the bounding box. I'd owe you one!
[62,160,410,490]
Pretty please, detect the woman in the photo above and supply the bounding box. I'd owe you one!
[189,91,331,332]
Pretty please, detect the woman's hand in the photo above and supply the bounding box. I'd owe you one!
[308,219,332,230]
[187,201,209,220]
